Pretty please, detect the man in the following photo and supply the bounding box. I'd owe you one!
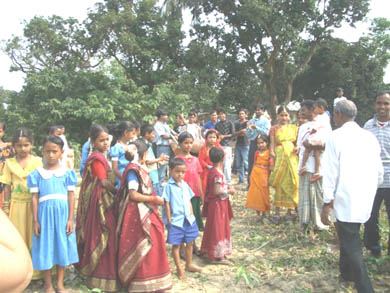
[364,91,390,257]
[321,100,383,293]
[246,104,271,187]
[202,110,218,136]
[215,109,235,185]
[334,87,347,107]
[234,109,249,185]
[154,109,174,189]
[297,100,332,231]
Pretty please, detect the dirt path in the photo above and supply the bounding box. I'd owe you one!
[26,178,390,292]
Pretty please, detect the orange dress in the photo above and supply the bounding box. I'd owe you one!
[246,150,272,212]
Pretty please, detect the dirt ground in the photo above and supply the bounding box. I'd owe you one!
[25,175,390,293]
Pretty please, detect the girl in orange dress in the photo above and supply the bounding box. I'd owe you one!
[198,129,221,193]
[246,134,273,220]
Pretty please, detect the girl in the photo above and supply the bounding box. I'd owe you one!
[0,121,14,209]
[246,134,273,220]
[110,121,137,188]
[200,147,234,263]
[27,135,78,293]
[176,132,204,230]
[75,125,119,292]
[0,128,43,279]
[116,140,172,292]
[269,106,299,223]
[198,129,221,193]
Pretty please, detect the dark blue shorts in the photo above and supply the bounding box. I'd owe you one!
[167,219,198,245]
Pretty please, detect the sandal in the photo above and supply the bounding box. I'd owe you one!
[270,215,281,224]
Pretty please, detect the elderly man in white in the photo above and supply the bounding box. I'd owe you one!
[321,100,383,293]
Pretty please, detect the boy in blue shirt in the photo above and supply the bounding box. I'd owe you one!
[162,158,202,279]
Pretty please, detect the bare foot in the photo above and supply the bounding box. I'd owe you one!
[186,263,202,273]
[44,286,55,293]
[56,287,69,293]
[177,267,187,280]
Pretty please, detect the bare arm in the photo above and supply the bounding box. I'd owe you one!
[31,193,40,237]
[270,129,275,158]
[101,179,117,194]
[128,189,164,205]
[3,185,11,201]
[66,191,75,235]
[0,209,33,292]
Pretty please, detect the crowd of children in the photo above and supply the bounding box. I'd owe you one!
[0,98,338,292]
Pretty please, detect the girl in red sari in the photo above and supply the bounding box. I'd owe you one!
[201,147,235,263]
[198,129,221,194]
[76,124,119,292]
[116,139,172,292]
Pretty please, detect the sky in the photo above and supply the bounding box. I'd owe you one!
[0,0,389,92]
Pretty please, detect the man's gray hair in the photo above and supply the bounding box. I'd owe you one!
[334,99,357,119]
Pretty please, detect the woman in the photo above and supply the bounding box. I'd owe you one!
[269,106,299,222]
[75,125,119,292]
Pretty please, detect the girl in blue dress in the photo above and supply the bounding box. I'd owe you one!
[110,121,137,188]
[28,135,78,293]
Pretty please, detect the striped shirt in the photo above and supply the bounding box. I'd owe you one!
[364,115,390,188]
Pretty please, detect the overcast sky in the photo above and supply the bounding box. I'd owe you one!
[0,0,389,91]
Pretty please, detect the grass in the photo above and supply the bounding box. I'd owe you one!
[25,178,390,292]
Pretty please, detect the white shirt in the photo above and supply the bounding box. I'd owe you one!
[322,121,384,223]
[153,121,171,145]
[297,121,331,174]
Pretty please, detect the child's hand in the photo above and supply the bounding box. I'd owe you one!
[66,220,73,235]
[153,196,164,206]
[33,221,40,237]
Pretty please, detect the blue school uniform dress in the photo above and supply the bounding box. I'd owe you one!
[27,167,79,270]
[162,178,199,245]
[110,142,130,188]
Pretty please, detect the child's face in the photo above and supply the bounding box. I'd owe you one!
[124,129,136,141]
[0,126,4,139]
[180,137,193,154]
[277,111,290,124]
[42,142,63,166]
[313,105,325,115]
[54,129,62,136]
[219,112,226,121]
[14,137,32,158]
[257,138,268,151]
[170,164,187,183]
[188,115,196,124]
[206,133,217,147]
[238,111,247,120]
[93,131,110,153]
[144,130,155,143]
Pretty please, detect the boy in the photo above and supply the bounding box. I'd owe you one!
[162,158,202,279]
[140,124,168,196]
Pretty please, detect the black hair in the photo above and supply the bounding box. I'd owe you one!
[125,139,148,162]
[156,109,168,118]
[169,157,186,170]
[140,124,155,137]
[376,91,390,99]
[256,104,264,110]
[178,131,194,144]
[314,98,328,110]
[209,147,224,164]
[205,129,218,139]
[43,135,64,150]
[238,109,248,114]
[47,125,60,135]
[218,109,226,115]
[256,133,269,145]
[277,105,289,115]
[89,124,108,142]
[300,99,315,110]
[209,110,217,115]
[0,121,6,131]
[112,121,135,144]
[188,110,197,117]
[132,121,141,129]
[57,125,65,129]
[12,128,34,145]
[106,122,117,136]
